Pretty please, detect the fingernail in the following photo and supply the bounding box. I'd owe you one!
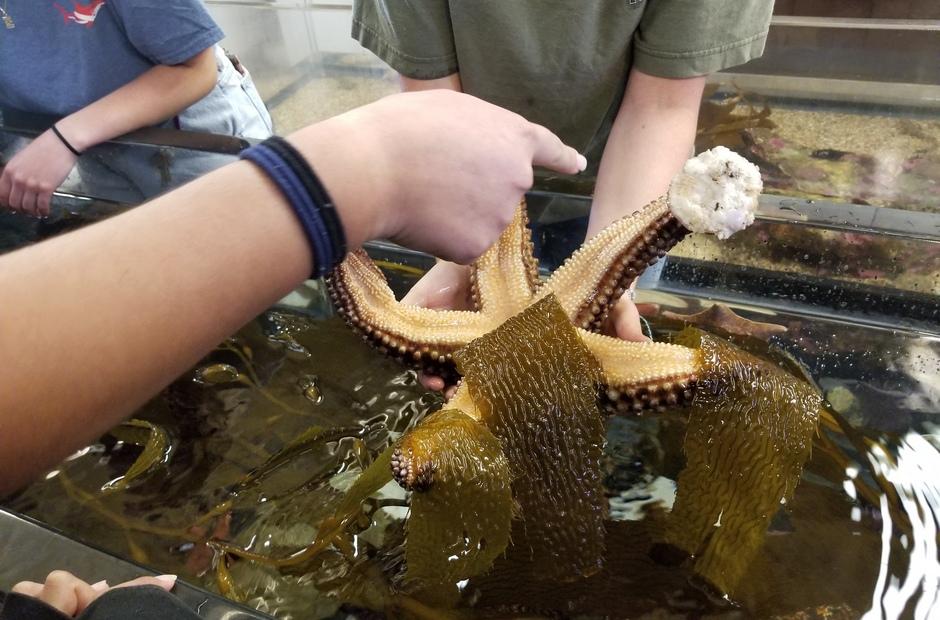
[155,574,177,587]
[90,580,109,592]
[576,154,588,173]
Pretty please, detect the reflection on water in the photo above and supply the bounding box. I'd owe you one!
[862,432,940,620]
[5,314,442,618]
[5,296,938,619]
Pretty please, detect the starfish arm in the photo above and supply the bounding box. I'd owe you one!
[535,197,690,331]
[577,330,701,413]
[327,148,763,408]
[327,250,499,365]
[469,203,540,320]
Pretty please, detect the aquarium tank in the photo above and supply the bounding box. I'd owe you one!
[1,2,938,619]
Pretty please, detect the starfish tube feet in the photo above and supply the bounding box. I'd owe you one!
[325,147,763,417]
[547,147,762,330]
[390,445,435,492]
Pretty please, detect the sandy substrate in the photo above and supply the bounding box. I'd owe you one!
[719,105,940,213]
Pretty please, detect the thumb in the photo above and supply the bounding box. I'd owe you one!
[527,123,586,175]
[111,574,177,592]
[612,298,649,343]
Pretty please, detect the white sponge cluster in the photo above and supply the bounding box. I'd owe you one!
[667,146,762,240]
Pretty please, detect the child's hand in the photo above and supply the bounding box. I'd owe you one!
[11,571,177,617]
[0,130,78,218]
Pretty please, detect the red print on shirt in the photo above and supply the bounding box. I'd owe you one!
[53,0,106,27]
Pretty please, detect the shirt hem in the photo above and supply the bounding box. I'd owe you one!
[633,30,768,78]
[156,26,224,66]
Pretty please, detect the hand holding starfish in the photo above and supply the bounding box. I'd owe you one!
[403,261,650,393]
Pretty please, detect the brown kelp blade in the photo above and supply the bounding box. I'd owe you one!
[399,410,513,606]
[101,419,172,493]
[234,424,358,491]
[455,294,607,580]
[212,446,396,571]
[663,328,821,595]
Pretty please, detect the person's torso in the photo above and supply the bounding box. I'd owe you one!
[0,1,156,116]
[0,2,271,139]
[449,0,647,159]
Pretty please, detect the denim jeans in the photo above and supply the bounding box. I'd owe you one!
[178,46,274,140]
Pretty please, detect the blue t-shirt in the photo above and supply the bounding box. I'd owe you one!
[0,0,224,116]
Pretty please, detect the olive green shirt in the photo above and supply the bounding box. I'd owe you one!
[353,0,773,161]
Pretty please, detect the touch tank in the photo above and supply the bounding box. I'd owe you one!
[1,4,939,619]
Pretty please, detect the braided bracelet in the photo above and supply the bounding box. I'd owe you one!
[262,136,347,260]
[240,138,347,279]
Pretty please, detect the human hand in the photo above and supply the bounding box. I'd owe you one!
[11,570,177,617]
[402,260,473,312]
[0,130,78,218]
[401,260,473,394]
[404,264,652,395]
[288,90,586,263]
[606,292,653,342]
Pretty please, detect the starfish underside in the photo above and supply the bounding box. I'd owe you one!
[327,196,705,416]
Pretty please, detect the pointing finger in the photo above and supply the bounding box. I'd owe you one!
[527,123,586,175]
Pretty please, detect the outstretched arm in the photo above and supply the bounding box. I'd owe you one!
[0,90,583,496]
[0,48,218,216]
[401,69,705,240]
[587,67,705,238]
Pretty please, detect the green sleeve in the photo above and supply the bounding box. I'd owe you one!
[633,0,774,78]
[351,0,458,80]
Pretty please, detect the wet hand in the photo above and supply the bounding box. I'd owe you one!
[405,265,652,396]
[401,261,472,394]
[606,290,651,343]
[0,130,78,218]
[12,570,177,617]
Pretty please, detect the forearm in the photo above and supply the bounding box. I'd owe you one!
[588,68,705,238]
[0,161,312,494]
[0,113,390,494]
[56,48,217,151]
[0,90,582,494]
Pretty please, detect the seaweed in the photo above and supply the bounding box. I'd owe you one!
[661,328,821,595]
[696,84,776,154]
[101,419,173,493]
[456,294,606,580]
[400,410,512,606]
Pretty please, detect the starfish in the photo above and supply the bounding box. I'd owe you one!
[326,147,763,487]
[660,304,788,340]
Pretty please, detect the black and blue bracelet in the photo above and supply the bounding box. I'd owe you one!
[240,137,347,279]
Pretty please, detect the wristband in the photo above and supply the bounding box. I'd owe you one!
[51,124,82,157]
[261,136,347,261]
[240,138,346,278]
